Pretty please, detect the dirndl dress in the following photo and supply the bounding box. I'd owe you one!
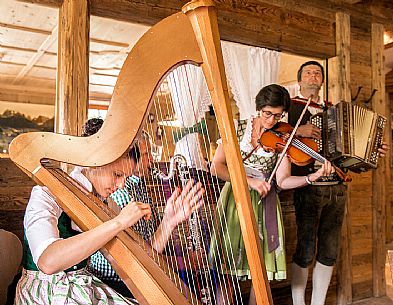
[209,119,286,281]
[15,268,138,305]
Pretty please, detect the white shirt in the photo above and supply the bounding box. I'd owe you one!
[24,167,91,265]
[298,92,325,116]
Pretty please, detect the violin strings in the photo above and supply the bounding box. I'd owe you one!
[290,138,326,163]
[274,129,327,164]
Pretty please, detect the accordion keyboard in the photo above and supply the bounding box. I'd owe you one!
[310,101,386,173]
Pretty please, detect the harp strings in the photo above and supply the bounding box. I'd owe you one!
[156,68,210,301]
[87,63,244,304]
[149,64,243,304]
[170,66,231,301]
[167,67,216,302]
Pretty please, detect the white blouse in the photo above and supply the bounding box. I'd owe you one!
[24,167,90,265]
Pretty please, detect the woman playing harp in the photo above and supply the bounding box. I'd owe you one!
[14,121,204,305]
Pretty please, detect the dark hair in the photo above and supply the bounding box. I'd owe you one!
[297,61,325,82]
[127,146,140,163]
[255,84,291,112]
[81,117,140,162]
[81,118,104,136]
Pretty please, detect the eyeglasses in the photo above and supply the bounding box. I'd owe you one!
[259,110,285,121]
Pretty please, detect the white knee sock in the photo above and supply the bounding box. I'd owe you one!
[311,262,334,305]
[291,263,308,305]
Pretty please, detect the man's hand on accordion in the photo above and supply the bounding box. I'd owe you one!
[295,123,321,139]
[378,141,389,158]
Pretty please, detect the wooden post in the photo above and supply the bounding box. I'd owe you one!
[335,11,353,305]
[371,22,388,297]
[56,0,89,136]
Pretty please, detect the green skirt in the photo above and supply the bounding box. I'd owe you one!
[209,182,286,281]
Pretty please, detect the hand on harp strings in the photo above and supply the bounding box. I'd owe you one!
[163,180,205,229]
[152,155,215,304]
[127,199,153,221]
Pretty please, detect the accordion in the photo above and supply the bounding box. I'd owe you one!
[310,101,386,173]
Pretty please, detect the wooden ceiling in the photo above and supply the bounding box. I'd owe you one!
[1,0,393,110]
[0,0,149,109]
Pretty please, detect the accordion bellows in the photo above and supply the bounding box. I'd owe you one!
[311,101,386,173]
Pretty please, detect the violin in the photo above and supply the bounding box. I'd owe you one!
[260,122,352,182]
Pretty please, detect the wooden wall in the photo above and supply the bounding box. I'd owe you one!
[0,158,34,242]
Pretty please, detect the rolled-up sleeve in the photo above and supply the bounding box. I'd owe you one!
[24,186,63,265]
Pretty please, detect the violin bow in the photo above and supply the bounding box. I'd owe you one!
[266,96,313,185]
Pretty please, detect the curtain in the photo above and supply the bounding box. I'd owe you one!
[167,64,210,170]
[284,83,300,98]
[166,42,281,169]
[221,41,281,120]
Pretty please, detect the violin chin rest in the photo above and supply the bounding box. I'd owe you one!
[261,145,275,153]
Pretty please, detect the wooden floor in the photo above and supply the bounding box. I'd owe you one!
[352,296,393,305]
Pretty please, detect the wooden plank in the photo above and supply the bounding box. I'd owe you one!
[388,154,393,243]
[0,158,35,242]
[352,280,374,301]
[56,0,89,136]
[17,0,337,58]
[371,22,388,297]
[0,90,55,105]
[17,0,393,27]
[334,12,353,305]
[351,39,371,65]
[12,24,57,84]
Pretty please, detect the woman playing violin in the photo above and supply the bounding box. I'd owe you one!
[209,84,334,305]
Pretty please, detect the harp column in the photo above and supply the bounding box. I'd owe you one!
[371,22,388,298]
[183,2,273,305]
[56,0,90,136]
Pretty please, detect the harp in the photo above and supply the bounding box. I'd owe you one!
[9,1,272,304]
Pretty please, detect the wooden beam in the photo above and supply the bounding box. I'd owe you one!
[0,82,110,107]
[0,83,55,105]
[335,12,352,102]
[56,0,89,136]
[0,44,56,55]
[17,0,393,29]
[0,92,54,105]
[17,0,337,58]
[0,21,130,48]
[0,21,51,35]
[19,0,393,27]
[334,11,353,305]
[371,22,388,297]
[216,2,335,58]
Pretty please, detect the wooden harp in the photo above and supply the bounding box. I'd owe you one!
[9,1,273,304]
